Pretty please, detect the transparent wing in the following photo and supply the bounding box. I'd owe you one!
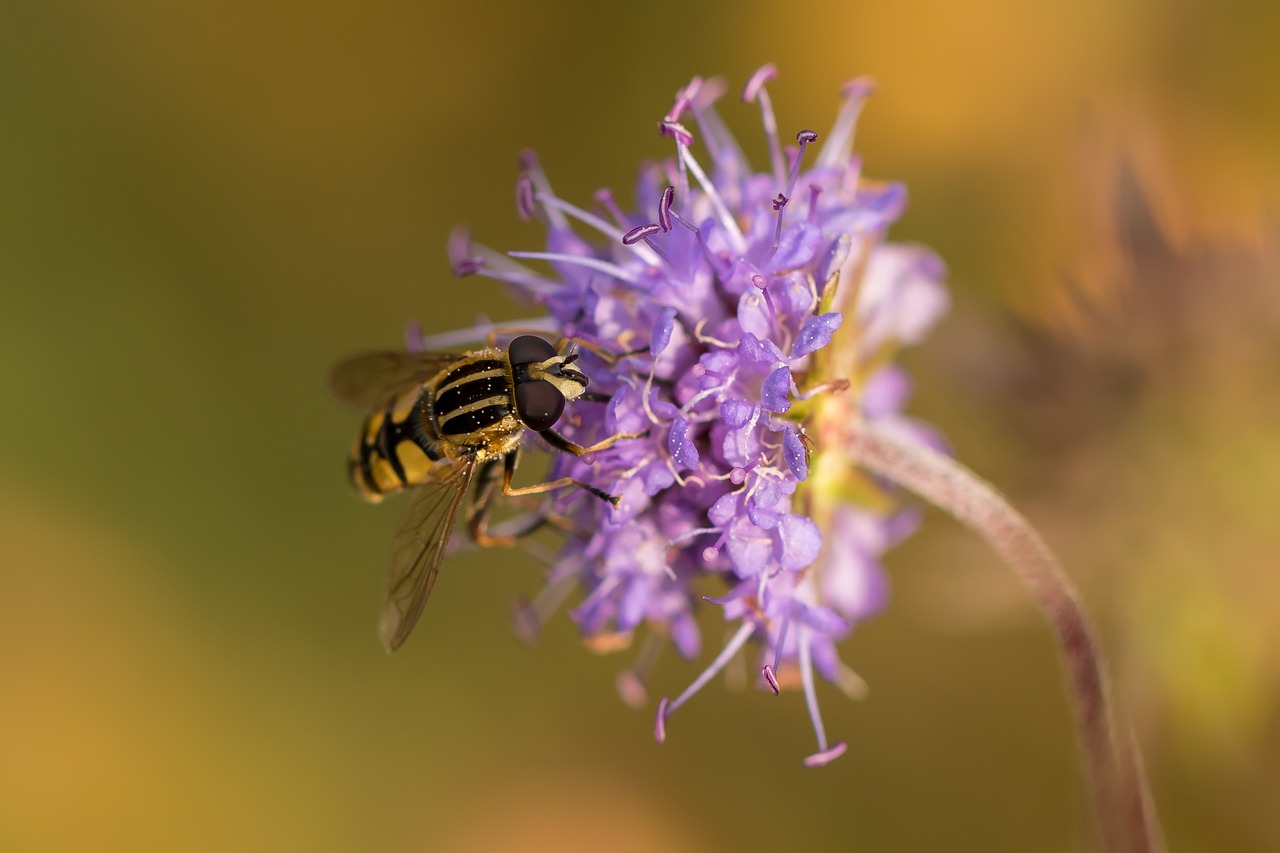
[378,457,476,651]
[328,351,460,412]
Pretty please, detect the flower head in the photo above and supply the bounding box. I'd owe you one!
[431,65,948,765]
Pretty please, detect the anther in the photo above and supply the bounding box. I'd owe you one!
[516,174,536,220]
[654,697,670,742]
[623,223,662,245]
[666,77,702,123]
[658,186,674,232]
[803,742,848,768]
[658,120,694,148]
[763,664,781,695]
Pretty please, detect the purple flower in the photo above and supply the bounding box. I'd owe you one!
[435,66,949,765]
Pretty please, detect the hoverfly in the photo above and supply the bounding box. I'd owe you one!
[331,334,639,651]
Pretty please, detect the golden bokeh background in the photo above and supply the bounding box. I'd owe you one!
[2,1,1277,850]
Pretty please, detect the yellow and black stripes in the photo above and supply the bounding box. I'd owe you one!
[432,357,518,441]
[348,387,444,502]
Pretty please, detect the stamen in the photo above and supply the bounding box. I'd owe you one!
[815,76,875,171]
[518,149,568,229]
[658,119,695,148]
[658,186,674,232]
[657,621,757,736]
[762,664,780,695]
[413,315,558,351]
[687,76,747,181]
[786,130,818,199]
[666,77,702,123]
[508,251,643,286]
[403,318,424,353]
[450,230,562,293]
[796,378,851,400]
[742,63,785,188]
[670,210,733,281]
[676,146,747,256]
[767,194,787,258]
[666,526,721,548]
[806,184,823,223]
[448,227,485,277]
[658,120,692,198]
[771,612,792,677]
[516,174,536,220]
[752,274,779,319]
[803,742,848,768]
[594,188,630,231]
[797,626,846,766]
[623,223,662,245]
[654,697,670,742]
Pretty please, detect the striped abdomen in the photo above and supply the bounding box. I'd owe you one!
[348,383,444,502]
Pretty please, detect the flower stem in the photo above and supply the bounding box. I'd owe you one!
[846,419,1163,853]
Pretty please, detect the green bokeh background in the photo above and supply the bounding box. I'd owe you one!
[2,2,1278,850]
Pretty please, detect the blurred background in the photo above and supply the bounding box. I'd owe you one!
[1,1,1277,850]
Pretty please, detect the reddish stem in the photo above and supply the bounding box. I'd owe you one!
[847,419,1163,853]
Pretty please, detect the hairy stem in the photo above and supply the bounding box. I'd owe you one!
[847,419,1162,853]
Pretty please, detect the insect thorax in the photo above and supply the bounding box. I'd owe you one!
[428,355,520,445]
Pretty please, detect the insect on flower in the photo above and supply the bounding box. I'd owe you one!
[340,64,950,767]
[330,335,645,650]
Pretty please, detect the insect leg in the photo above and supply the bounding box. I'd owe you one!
[466,455,554,547]
[500,446,619,507]
[553,336,650,365]
[539,427,648,457]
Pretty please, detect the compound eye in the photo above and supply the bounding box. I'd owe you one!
[515,380,565,431]
[508,335,558,366]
